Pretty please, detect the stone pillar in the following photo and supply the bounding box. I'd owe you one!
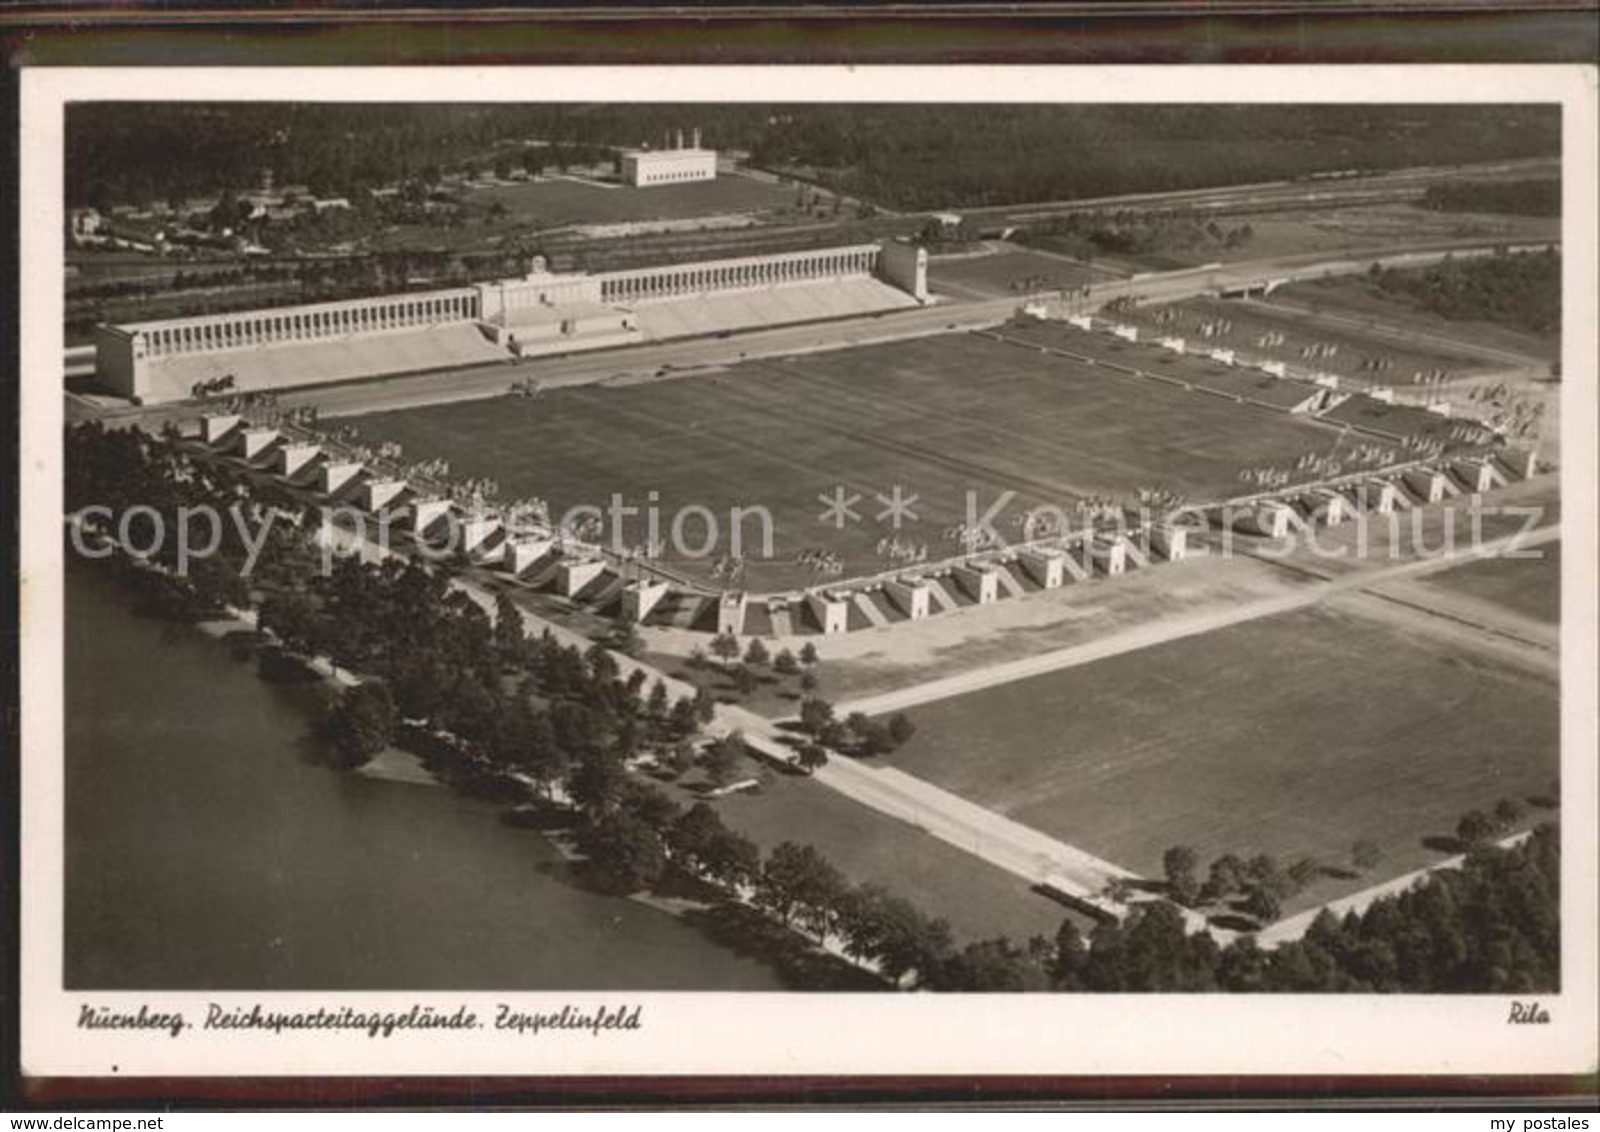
[1092,537,1128,576]
[1313,490,1349,526]
[317,461,364,495]
[1405,468,1448,505]
[358,479,406,512]
[408,498,454,535]
[274,442,322,478]
[884,577,932,620]
[504,538,555,575]
[1018,546,1066,588]
[1151,524,1189,561]
[621,579,670,622]
[952,563,1000,604]
[877,241,930,302]
[806,591,849,635]
[717,591,748,636]
[557,557,607,597]
[1460,460,1497,494]
[456,515,502,554]
[238,427,281,460]
[1367,480,1399,514]
[201,413,242,445]
[1253,503,1294,540]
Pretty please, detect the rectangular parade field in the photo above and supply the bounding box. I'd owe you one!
[1271,274,1561,365]
[886,603,1560,915]
[925,248,1116,299]
[1121,295,1499,388]
[341,328,1344,591]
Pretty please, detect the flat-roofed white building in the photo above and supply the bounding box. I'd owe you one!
[92,238,929,404]
[620,129,716,187]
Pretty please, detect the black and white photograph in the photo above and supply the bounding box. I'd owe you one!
[15,65,1598,1081]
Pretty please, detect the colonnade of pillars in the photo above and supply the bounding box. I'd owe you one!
[599,246,879,304]
[138,289,478,357]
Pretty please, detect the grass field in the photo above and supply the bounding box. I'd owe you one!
[1272,274,1560,364]
[343,330,1339,591]
[886,603,1560,915]
[462,174,798,228]
[652,766,1072,944]
[1418,542,1562,625]
[927,248,1114,300]
[1123,295,1496,388]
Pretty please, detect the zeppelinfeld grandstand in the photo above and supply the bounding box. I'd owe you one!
[95,241,930,405]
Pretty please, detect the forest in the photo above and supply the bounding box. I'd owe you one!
[1372,248,1562,337]
[67,104,1560,213]
[1418,179,1562,217]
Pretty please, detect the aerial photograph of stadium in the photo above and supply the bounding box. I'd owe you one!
[59,100,1569,995]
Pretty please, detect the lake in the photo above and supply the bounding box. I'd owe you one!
[63,560,784,991]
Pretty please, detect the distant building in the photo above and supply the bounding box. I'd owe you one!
[620,128,716,187]
[68,208,103,243]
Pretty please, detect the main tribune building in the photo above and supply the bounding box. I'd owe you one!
[94,241,930,404]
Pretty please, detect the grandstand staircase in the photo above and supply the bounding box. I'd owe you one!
[852,591,893,630]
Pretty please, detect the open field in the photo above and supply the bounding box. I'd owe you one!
[1271,274,1560,365]
[461,174,799,228]
[994,318,1490,450]
[927,247,1115,300]
[343,329,1342,591]
[1121,295,1497,388]
[1417,541,1562,626]
[886,602,1560,916]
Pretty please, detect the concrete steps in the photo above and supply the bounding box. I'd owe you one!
[925,579,960,615]
[993,565,1027,600]
[1061,547,1092,583]
[743,602,775,639]
[852,591,892,630]
[579,570,625,607]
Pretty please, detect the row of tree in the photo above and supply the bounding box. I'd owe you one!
[1066,826,1559,993]
[1369,248,1561,337]
[1418,179,1561,217]
[1020,209,1256,260]
[749,105,1560,211]
[69,104,1560,217]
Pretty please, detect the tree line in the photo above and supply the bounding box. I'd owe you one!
[1018,208,1256,261]
[69,104,1559,215]
[1419,179,1561,217]
[748,105,1559,211]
